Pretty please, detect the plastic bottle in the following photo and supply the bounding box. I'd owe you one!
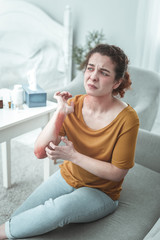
[12,84,24,109]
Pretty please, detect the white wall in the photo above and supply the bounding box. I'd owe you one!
[25,0,139,66]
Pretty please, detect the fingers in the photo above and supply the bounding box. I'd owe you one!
[45,142,57,160]
[61,91,72,100]
[53,91,72,101]
[45,146,57,164]
[53,91,60,99]
[61,137,72,146]
[45,139,75,163]
[61,136,67,143]
[45,142,56,154]
[49,142,56,149]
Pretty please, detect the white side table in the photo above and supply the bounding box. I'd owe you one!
[0,101,57,188]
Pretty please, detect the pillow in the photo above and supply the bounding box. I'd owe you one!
[0,43,66,90]
[0,31,56,58]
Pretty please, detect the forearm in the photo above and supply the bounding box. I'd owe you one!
[45,135,128,181]
[73,152,128,182]
[34,108,66,159]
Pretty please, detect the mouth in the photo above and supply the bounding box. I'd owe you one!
[87,83,97,89]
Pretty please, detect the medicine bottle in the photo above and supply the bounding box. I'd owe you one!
[7,94,12,109]
[12,84,24,109]
[0,96,3,109]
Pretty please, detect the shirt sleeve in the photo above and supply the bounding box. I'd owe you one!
[111,122,139,170]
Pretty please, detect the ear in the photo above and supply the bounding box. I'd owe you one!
[113,79,122,90]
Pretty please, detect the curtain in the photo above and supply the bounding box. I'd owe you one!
[135,0,160,73]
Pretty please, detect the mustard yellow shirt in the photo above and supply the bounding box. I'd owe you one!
[59,95,139,200]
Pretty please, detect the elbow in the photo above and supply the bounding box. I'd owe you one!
[34,146,47,159]
[34,151,46,159]
[112,168,129,182]
[113,175,124,182]
[105,165,129,182]
[103,174,123,182]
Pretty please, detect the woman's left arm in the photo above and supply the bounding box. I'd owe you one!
[45,137,128,182]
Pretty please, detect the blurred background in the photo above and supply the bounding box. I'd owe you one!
[25,0,160,74]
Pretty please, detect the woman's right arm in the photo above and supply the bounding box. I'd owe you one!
[34,92,74,159]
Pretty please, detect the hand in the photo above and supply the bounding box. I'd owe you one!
[45,137,76,162]
[53,91,74,115]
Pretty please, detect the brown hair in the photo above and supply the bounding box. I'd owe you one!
[81,44,132,98]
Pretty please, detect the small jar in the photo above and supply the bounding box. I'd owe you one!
[7,94,12,109]
[12,84,24,109]
[0,96,3,109]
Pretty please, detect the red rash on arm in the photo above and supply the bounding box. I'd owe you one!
[34,146,47,159]
[54,111,66,137]
[34,111,66,159]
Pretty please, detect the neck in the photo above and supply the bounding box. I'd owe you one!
[84,94,115,113]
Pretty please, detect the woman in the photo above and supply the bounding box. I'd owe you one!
[0,44,139,239]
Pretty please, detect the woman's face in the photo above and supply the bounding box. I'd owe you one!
[84,53,120,97]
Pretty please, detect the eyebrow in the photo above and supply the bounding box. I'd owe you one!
[88,63,111,73]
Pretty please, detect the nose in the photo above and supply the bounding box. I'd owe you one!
[90,70,98,81]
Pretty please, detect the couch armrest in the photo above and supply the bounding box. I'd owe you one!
[135,129,160,173]
[134,95,159,131]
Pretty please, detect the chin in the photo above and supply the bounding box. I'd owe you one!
[86,91,99,97]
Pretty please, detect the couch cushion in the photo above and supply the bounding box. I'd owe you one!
[30,163,160,240]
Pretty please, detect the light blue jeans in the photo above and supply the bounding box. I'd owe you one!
[5,170,118,239]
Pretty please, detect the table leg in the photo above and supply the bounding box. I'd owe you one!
[1,141,11,188]
[43,112,53,181]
